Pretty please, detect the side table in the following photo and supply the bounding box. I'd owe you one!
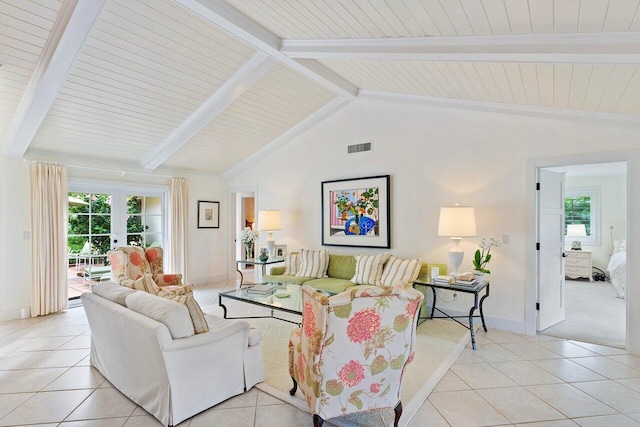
[413,277,490,350]
[236,257,284,285]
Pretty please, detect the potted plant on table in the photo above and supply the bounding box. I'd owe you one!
[472,237,501,282]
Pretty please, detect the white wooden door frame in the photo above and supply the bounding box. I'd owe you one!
[227,185,258,281]
[525,151,637,354]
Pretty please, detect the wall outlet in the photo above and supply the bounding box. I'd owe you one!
[502,234,510,244]
[23,231,30,240]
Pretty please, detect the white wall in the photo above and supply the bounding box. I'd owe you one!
[0,156,31,320]
[187,174,228,285]
[227,99,640,342]
[565,174,627,270]
[0,158,226,319]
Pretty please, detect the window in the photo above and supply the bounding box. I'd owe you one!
[565,188,600,245]
[126,195,163,247]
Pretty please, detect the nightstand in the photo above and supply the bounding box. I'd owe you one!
[565,250,592,281]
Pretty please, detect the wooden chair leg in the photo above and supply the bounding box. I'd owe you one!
[393,401,403,427]
[313,414,324,427]
[289,377,298,396]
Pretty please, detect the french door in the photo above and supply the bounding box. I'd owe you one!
[67,184,167,297]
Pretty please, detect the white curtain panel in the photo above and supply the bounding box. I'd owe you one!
[169,177,189,283]
[30,162,68,316]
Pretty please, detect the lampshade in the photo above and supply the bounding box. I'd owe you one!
[257,210,282,231]
[437,206,477,238]
[566,224,587,237]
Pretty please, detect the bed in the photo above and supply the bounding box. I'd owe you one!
[606,226,627,299]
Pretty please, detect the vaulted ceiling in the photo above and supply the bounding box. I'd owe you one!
[2,0,639,178]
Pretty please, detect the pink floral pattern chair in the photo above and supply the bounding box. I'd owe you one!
[289,284,423,427]
[108,246,189,292]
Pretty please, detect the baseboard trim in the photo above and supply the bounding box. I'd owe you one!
[425,305,527,335]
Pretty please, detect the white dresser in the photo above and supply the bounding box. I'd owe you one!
[565,250,592,281]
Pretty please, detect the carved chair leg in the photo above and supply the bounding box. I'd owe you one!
[393,401,403,427]
[313,414,324,427]
[289,377,298,396]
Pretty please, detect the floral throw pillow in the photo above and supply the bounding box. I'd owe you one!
[380,256,423,287]
[295,249,329,278]
[350,253,391,286]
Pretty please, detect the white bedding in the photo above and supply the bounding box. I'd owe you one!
[607,251,626,298]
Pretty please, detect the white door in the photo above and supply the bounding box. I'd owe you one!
[537,169,566,330]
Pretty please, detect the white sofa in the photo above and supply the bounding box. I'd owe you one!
[81,281,265,426]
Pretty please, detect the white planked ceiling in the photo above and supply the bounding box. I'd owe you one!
[319,60,640,115]
[225,0,640,38]
[0,0,64,143]
[29,0,257,161]
[1,0,640,175]
[163,63,336,173]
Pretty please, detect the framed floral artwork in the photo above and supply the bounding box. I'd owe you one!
[321,175,390,248]
[198,201,220,228]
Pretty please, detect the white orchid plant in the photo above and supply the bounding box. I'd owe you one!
[239,227,260,245]
[473,237,501,274]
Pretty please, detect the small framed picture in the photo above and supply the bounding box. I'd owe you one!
[198,201,220,229]
[274,244,287,257]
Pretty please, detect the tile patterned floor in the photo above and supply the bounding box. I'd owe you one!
[0,280,639,426]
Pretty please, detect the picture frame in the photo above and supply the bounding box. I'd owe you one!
[274,244,287,257]
[321,175,390,248]
[197,201,220,229]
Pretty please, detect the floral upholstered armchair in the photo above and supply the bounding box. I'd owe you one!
[108,246,190,293]
[289,284,423,427]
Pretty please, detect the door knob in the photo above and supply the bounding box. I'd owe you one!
[562,253,567,257]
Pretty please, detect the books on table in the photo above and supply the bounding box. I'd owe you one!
[247,284,275,294]
[433,275,455,284]
[432,273,480,287]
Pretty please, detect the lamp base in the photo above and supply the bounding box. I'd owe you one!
[266,234,276,258]
[571,239,582,250]
[448,249,464,277]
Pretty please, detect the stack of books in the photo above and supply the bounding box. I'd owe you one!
[453,273,478,287]
[247,284,276,294]
[433,275,455,285]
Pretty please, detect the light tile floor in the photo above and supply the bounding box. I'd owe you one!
[0,280,639,426]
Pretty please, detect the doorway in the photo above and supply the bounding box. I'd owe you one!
[67,185,167,299]
[537,162,628,348]
[229,187,257,282]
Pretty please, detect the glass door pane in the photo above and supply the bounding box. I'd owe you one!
[126,195,164,248]
[68,192,113,299]
[67,187,166,301]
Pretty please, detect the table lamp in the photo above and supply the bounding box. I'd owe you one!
[567,224,587,250]
[257,209,282,257]
[438,205,477,277]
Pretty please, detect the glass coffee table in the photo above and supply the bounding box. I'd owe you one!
[219,282,331,325]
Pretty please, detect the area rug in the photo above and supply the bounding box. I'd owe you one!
[211,300,471,427]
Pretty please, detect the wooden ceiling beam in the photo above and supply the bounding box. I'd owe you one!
[2,0,107,157]
[281,32,640,65]
[141,52,276,170]
[174,0,358,100]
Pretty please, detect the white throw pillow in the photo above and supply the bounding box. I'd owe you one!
[380,256,423,287]
[351,253,391,286]
[283,252,300,275]
[125,292,195,339]
[92,281,137,306]
[295,249,329,278]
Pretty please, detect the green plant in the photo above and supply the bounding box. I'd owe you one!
[333,188,379,218]
[472,237,501,274]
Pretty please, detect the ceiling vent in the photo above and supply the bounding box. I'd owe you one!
[347,141,372,154]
